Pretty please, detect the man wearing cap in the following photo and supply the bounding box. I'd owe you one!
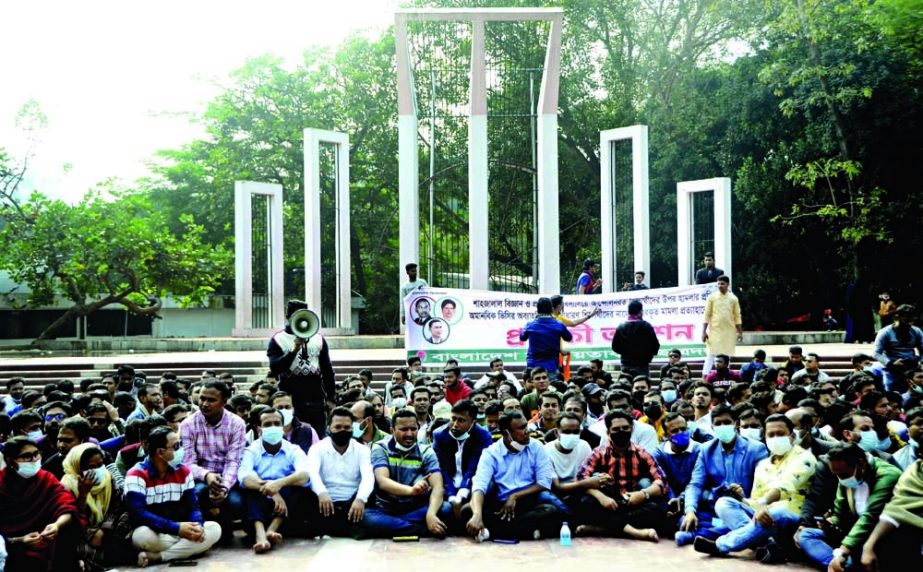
[400,262,428,326]
[267,300,336,434]
[873,304,923,391]
[611,300,661,379]
[520,298,573,375]
[576,259,602,295]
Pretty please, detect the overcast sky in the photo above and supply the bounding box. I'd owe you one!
[0,0,398,201]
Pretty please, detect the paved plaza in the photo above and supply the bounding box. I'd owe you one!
[127,536,814,572]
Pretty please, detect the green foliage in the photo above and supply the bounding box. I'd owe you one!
[142,0,923,331]
[0,188,230,340]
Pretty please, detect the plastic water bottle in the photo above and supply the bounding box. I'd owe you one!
[559,521,572,546]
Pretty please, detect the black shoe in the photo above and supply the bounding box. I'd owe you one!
[755,539,786,564]
[693,536,722,556]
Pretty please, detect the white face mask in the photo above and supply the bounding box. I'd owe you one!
[26,430,43,441]
[740,427,763,442]
[392,398,408,409]
[506,431,527,452]
[394,440,415,452]
[558,433,580,450]
[93,467,109,484]
[279,409,294,426]
[766,435,794,456]
[16,460,41,479]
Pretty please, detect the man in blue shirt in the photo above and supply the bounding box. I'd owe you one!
[238,408,309,553]
[365,409,452,538]
[874,304,923,390]
[432,400,493,522]
[652,412,702,533]
[520,297,573,375]
[465,411,563,540]
[677,404,769,545]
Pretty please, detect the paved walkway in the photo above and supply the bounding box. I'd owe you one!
[123,536,813,572]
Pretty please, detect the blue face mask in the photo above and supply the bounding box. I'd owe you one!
[169,447,185,468]
[839,469,863,489]
[714,425,736,444]
[661,390,677,404]
[669,430,690,449]
[262,426,284,446]
[352,421,367,439]
[857,430,879,452]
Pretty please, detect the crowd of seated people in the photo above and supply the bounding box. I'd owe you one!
[1,341,923,571]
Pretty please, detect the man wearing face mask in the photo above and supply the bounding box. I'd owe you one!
[589,390,659,453]
[794,443,901,571]
[678,405,768,546]
[238,408,310,554]
[786,408,834,459]
[466,411,563,540]
[639,390,666,442]
[544,412,599,501]
[901,367,923,408]
[695,414,816,562]
[364,409,451,538]
[271,391,320,453]
[125,427,221,566]
[652,413,702,533]
[564,395,602,448]
[305,407,374,538]
[658,381,679,410]
[836,411,900,466]
[576,410,667,541]
[893,406,923,470]
[432,400,492,523]
[350,401,389,446]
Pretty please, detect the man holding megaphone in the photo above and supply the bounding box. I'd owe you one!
[267,300,337,437]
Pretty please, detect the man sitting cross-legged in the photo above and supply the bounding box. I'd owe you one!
[238,408,310,554]
[694,414,816,562]
[465,411,564,540]
[576,410,667,541]
[305,406,374,538]
[364,409,453,538]
[125,427,221,567]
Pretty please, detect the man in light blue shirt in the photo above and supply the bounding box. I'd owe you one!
[894,406,923,470]
[874,304,923,390]
[239,408,310,553]
[465,411,563,540]
[677,404,769,546]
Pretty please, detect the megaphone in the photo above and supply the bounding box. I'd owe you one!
[290,309,320,340]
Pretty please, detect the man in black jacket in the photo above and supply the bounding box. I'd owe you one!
[611,300,661,379]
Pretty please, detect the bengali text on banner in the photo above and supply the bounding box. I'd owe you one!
[403,284,716,366]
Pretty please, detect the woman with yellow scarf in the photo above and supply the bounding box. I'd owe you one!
[61,443,135,571]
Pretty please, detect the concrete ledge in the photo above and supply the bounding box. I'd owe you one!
[741,331,845,345]
[15,335,405,354]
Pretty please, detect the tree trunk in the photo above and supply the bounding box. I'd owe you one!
[33,305,86,343]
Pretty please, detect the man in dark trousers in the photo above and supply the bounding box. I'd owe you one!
[611,300,661,379]
[267,300,336,437]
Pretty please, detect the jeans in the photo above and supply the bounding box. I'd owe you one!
[195,483,245,538]
[364,501,453,538]
[537,490,572,518]
[714,497,800,554]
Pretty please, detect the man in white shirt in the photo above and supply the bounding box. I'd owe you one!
[589,390,659,453]
[545,412,604,515]
[399,263,428,327]
[306,407,375,538]
[474,358,522,392]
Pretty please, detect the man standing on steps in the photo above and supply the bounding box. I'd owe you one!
[267,299,336,436]
[702,276,742,376]
[400,262,428,327]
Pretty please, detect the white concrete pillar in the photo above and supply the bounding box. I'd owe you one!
[599,125,650,293]
[468,17,489,291]
[536,15,563,295]
[676,177,733,286]
[396,15,420,295]
[304,129,352,331]
[233,181,284,335]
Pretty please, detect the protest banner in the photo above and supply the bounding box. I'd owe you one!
[404,284,716,366]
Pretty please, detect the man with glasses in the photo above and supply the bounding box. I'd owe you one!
[791,353,832,385]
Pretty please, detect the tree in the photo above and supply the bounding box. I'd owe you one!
[0,188,230,342]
